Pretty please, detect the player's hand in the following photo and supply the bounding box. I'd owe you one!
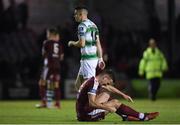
[123,94,134,103]
[68,41,74,47]
[60,54,64,61]
[98,58,105,69]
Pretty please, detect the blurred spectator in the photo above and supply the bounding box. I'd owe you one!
[17,0,29,29]
[138,38,168,101]
[3,0,19,32]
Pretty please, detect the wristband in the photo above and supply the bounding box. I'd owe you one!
[98,57,103,62]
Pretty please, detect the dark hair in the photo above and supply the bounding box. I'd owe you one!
[47,27,59,35]
[75,6,88,11]
[100,69,115,82]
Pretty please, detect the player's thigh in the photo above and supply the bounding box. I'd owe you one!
[103,99,121,109]
[46,80,54,89]
[39,67,48,86]
[95,91,111,104]
[75,72,84,90]
[51,73,60,88]
[47,70,60,89]
[39,79,46,86]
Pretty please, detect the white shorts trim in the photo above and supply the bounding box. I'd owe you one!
[88,109,106,116]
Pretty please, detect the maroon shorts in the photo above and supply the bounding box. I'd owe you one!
[77,112,105,121]
[47,68,60,82]
[77,106,105,121]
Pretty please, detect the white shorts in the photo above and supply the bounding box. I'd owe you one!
[79,59,98,79]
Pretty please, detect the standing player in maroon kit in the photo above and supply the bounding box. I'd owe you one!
[36,28,64,108]
[76,69,159,121]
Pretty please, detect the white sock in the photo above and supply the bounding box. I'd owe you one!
[139,113,145,120]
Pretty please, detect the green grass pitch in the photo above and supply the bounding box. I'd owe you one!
[0,99,180,124]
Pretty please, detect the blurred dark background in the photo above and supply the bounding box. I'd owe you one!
[0,0,179,99]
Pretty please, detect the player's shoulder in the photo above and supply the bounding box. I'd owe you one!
[80,19,95,26]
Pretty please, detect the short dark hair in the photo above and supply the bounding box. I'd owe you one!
[47,27,59,35]
[100,69,115,82]
[75,6,88,12]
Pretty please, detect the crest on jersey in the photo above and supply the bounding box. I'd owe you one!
[79,27,84,31]
[78,26,85,36]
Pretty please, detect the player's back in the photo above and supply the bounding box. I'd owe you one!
[43,40,62,69]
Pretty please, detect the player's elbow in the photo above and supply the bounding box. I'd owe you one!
[79,42,85,47]
[78,39,85,47]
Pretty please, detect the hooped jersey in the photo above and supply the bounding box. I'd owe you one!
[78,19,99,60]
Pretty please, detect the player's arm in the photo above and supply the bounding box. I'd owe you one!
[96,36,105,69]
[68,38,85,48]
[102,85,133,103]
[88,93,115,112]
[68,24,86,48]
[96,36,103,59]
[59,53,64,61]
[59,44,64,61]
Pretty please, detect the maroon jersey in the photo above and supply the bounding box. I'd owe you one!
[42,40,63,70]
[76,77,105,121]
[42,40,63,82]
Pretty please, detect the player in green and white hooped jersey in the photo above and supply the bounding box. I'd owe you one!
[68,6,105,90]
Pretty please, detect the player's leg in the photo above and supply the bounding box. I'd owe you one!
[95,91,111,104]
[54,78,61,108]
[97,92,159,121]
[76,59,98,90]
[39,79,46,104]
[79,91,110,121]
[75,72,85,91]
[36,67,48,108]
[116,101,159,121]
[46,80,54,108]
[36,78,47,108]
[86,92,137,121]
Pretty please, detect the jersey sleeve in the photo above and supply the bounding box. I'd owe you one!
[87,78,99,95]
[78,23,87,39]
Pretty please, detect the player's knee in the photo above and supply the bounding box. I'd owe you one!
[54,82,59,88]
[39,79,46,86]
[112,99,121,105]
[114,99,122,108]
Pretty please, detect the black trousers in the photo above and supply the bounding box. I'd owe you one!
[148,77,161,101]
